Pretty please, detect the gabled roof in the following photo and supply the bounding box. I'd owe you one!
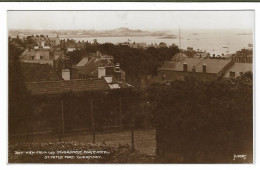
[24,50,50,58]
[76,57,89,67]
[25,79,110,95]
[171,52,188,62]
[224,63,252,78]
[162,58,202,72]
[195,59,232,74]
[20,63,62,82]
[161,58,233,74]
[78,57,101,76]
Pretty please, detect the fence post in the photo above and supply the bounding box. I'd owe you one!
[59,98,64,142]
[119,94,122,127]
[131,100,135,151]
[131,126,134,151]
[91,95,95,144]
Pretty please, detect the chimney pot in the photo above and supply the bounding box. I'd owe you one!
[192,66,196,72]
[62,69,70,80]
[115,63,120,72]
[98,66,106,78]
[183,62,187,71]
[203,63,206,73]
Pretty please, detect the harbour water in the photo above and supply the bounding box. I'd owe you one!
[60,29,253,56]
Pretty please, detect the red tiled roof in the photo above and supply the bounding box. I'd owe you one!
[25,79,110,95]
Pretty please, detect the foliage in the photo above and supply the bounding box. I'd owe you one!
[149,77,253,163]
[9,43,33,135]
[67,42,179,85]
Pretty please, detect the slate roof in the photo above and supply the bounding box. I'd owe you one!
[161,58,233,74]
[21,50,51,60]
[224,63,252,78]
[20,63,63,82]
[76,57,89,67]
[25,79,111,95]
[195,59,232,74]
[78,57,101,76]
[170,52,188,62]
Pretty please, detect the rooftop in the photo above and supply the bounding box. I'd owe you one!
[161,58,233,74]
[170,52,188,62]
[224,63,252,78]
[76,57,89,67]
[25,79,110,96]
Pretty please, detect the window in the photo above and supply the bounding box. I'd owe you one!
[31,56,35,60]
[40,56,43,59]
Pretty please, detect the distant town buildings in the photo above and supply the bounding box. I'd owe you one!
[183,47,211,58]
[159,54,233,81]
[18,48,64,73]
[231,48,253,63]
[158,51,252,81]
[71,51,130,89]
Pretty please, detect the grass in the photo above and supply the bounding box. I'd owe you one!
[11,128,156,156]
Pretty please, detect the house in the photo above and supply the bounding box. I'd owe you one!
[19,49,63,72]
[193,52,210,58]
[158,53,234,81]
[224,63,252,78]
[182,47,210,58]
[231,48,253,63]
[48,36,61,47]
[71,51,126,83]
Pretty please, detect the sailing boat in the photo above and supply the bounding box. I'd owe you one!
[223,43,230,53]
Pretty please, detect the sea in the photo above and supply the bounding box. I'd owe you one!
[59,29,253,56]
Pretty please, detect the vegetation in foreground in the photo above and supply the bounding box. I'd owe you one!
[9,142,156,163]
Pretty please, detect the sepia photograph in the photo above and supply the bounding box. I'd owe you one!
[7,10,254,164]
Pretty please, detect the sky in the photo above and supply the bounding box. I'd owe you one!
[7,11,254,31]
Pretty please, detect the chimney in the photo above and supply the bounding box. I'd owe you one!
[62,69,70,80]
[115,63,120,72]
[98,66,106,78]
[183,62,187,71]
[192,66,196,72]
[203,63,206,73]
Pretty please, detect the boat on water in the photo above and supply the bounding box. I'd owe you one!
[237,33,252,35]
[159,35,177,39]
